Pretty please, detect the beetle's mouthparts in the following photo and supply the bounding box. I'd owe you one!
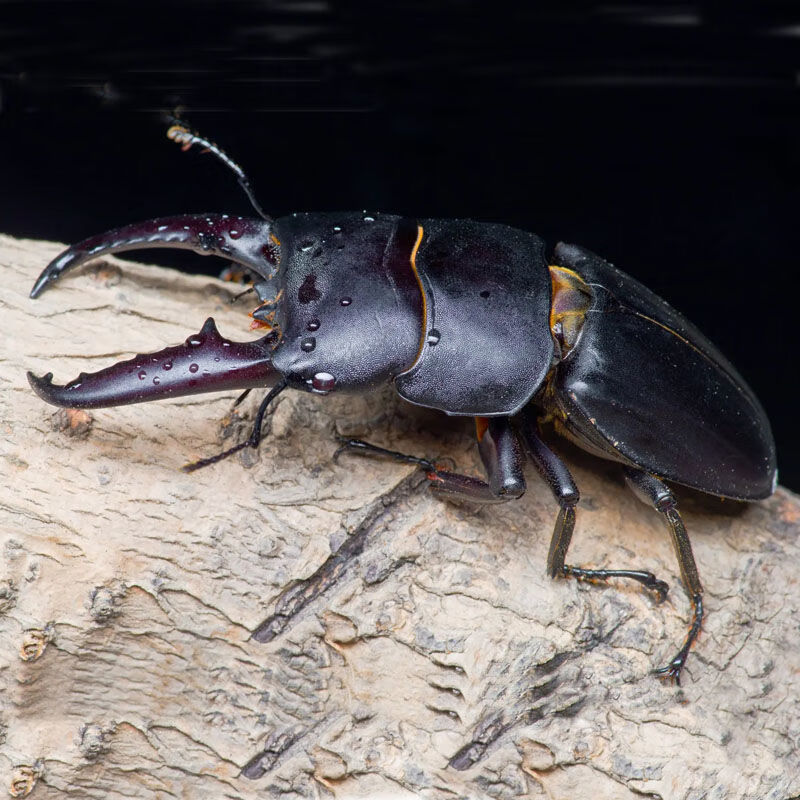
[27,317,280,409]
[29,214,279,299]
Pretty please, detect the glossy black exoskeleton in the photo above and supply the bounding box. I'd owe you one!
[27,123,777,686]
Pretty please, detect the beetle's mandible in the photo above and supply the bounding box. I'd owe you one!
[27,123,777,685]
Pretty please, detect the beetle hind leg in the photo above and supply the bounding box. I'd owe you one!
[623,467,704,685]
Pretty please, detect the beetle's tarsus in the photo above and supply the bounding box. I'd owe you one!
[654,592,703,685]
[333,437,436,471]
[562,565,670,602]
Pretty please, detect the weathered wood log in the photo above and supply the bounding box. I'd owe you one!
[1,233,799,799]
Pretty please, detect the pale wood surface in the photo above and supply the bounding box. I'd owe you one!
[1,233,799,799]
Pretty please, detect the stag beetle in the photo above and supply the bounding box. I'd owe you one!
[27,123,777,685]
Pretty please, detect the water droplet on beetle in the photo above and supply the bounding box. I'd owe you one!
[186,334,204,347]
[298,240,314,253]
[229,229,242,239]
[332,226,342,233]
[301,337,316,352]
[137,369,147,380]
[189,363,199,373]
[307,318,321,331]
[426,328,441,346]
[153,376,161,385]
[312,372,336,391]
[340,296,352,306]
[363,215,375,223]
[163,361,173,370]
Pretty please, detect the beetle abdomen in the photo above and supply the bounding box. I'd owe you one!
[394,219,554,416]
[550,244,777,500]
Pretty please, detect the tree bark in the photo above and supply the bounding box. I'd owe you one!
[1,233,799,800]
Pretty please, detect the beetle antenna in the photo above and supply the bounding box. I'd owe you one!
[165,116,272,223]
[182,380,287,472]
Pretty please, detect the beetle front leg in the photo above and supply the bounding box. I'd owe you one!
[623,467,704,684]
[520,416,669,601]
[336,417,526,504]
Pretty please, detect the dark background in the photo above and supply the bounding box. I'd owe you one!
[2,1,799,490]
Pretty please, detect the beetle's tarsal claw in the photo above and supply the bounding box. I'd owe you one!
[28,318,281,410]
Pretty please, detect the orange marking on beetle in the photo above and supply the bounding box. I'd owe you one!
[549,266,592,356]
[408,224,427,365]
[270,233,281,246]
[475,416,489,441]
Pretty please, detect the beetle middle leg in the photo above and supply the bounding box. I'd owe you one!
[337,417,526,504]
[520,416,670,601]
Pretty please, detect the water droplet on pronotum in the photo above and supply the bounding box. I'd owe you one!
[301,337,316,352]
[340,297,352,306]
[426,328,441,346]
[307,318,320,332]
[311,372,335,392]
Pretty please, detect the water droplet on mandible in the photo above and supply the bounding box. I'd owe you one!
[340,296,352,306]
[163,361,173,370]
[306,318,321,332]
[153,376,161,385]
[137,369,147,380]
[189,363,199,373]
[312,372,336,392]
[363,215,375,223]
[186,334,204,347]
[426,328,441,346]
[301,337,316,352]
[229,229,242,239]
